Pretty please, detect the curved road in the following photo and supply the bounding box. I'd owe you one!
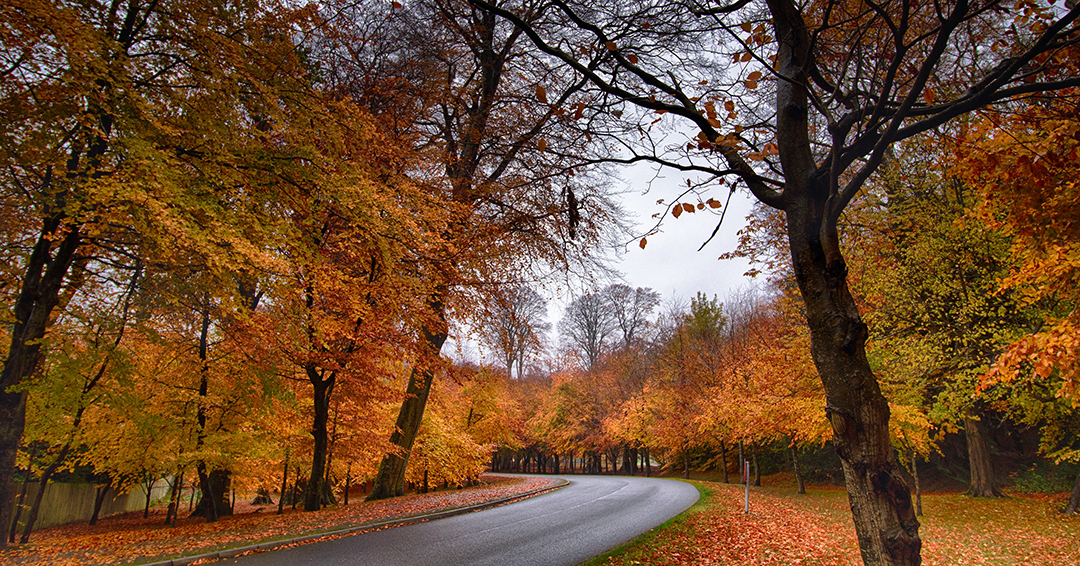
[220,475,698,566]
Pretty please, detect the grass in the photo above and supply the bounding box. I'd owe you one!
[582,477,1080,565]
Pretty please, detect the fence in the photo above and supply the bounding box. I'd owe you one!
[10,478,172,531]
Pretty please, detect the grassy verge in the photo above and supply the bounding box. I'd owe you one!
[581,480,713,566]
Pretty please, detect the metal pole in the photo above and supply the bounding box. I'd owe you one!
[744,460,750,514]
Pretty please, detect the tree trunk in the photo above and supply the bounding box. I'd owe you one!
[143,477,154,519]
[1065,467,1080,515]
[166,469,183,526]
[368,298,448,501]
[720,440,729,483]
[910,450,922,517]
[277,451,289,515]
[683,447,690,479]
[192,468,231,520]
[645,447,650,477]
[9,471,30,544]
[305,369,335,511]
[0,221,83,548]
[792,446,806,495]
[785,186,921,564]
[753,450,761,487]
[89,483,111,526]
[964,411,1001,497]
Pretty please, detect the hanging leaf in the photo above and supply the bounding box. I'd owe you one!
[745,79,758,89]
[538,138,547,151]
[605,41,617,51]
[707,198,722,209]
[923,88,936,104]
[748,71,763,81]
[639,237,648,249]
[536,85,548,104]
[392,1,402,8]
[741,22,753,33]
[672,205,683,218]
[682,203,696,213]
[627,53,639,64]
[741,52,753,62]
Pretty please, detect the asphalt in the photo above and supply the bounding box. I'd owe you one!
[138,476,569,566]
[208,475,700,566]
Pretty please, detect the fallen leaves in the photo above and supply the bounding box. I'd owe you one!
[0,474,558,566]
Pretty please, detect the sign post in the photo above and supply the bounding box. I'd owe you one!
[744,460,750,514]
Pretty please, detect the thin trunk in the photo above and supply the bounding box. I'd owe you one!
[344,463,351,506]
[89,483,110,526]
[910,450,922,516]
[21,444,72,543]
[143,477,154,519]
[753,450,761,487]
[277,450,289,515]
[964,410,1001,497]
[166,469,183,526]
[792,446,805,495]
[683,446,690,479]
[720,440,729,483]
[368,297,448,501]
[645,447,651,477]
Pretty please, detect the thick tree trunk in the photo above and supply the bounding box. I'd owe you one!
[786,192,921,564]
[368,298,447,501]
[305,370,335,511]
[0,223,82,547]
[964,411,1001,497]
[9,471,30,544]
[192,468,231,520]
[1066,467,1080,514]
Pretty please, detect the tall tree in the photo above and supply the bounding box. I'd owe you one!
[605,284,661,350]
[467,0,1080,563]
[318,0,618,501]
[560,291,618,369]
[481,286,550,379]
[0,0,323,541]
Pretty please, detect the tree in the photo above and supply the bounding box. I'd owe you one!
[560,291,617,369]
[605,284,661,350]
[466,0,1080,563]
[0,0,327,541]
[318,0,617,501]
[480,286,550,379]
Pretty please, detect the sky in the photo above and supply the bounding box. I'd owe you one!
[448,162,763,364]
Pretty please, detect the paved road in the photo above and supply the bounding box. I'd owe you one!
[219,475,699,566]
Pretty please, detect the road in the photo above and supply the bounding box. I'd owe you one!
[219,475,699,566]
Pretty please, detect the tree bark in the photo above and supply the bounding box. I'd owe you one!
[277,451,289,515]
[368,297,447,501]
[304,368,335,511]
[964,411,1001,497]
[720,440,729,483]
[792,446,806,495]
[1066,467,1080,515]
[89,483,111,526]
[910,450,922,517]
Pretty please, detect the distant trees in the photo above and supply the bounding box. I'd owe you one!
[480,287,550,379]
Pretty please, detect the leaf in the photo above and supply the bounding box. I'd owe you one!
[537,138,547,151]
[639,237,647,249]
[612,110,623,118]
[392,1,402,8]
[741,22,753,33]
[748,71,763,81]
[682,203,696,214]
[605,41,617,51]
[724,100,735,112]
[923,88,936,104]
[741,52,753,62]
[627,53,639,64]
[745,79,758,89]
[707,198,722,209]
[535,85,548,104]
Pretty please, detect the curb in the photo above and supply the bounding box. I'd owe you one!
[136,478,569,566]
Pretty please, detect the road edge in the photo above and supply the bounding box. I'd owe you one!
[135,477,569,566]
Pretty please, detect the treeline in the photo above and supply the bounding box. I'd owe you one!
[1,0,614,542]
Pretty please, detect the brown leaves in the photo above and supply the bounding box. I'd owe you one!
[535,85,547,104]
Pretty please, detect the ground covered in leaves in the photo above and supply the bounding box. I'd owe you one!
[0,474,558,566]
[589,480,1080,566]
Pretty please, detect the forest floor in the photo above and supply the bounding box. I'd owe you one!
[0,474,560,566]
[586,474,1080,566]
